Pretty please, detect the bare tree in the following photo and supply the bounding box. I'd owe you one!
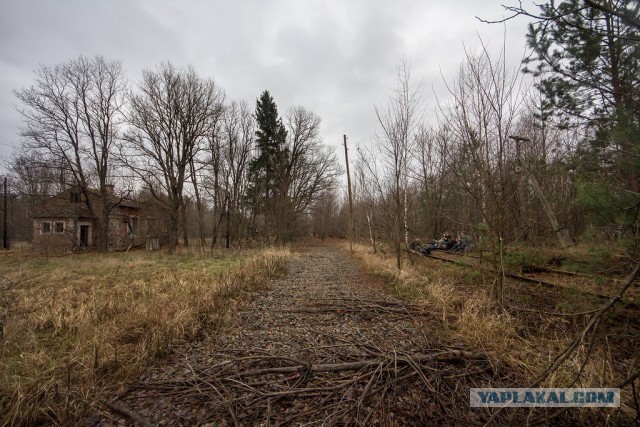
[275,106,340,241]
[188,156,207,250]
[436,42,527,301]
[205,108,225,247]
[509,90,578,245]
[354,156,381,253]
[205,100,254,248]
[309,189,343,239]
[123,63,224,253]
[15,56,127,251]
[7,151,60,199]
[189,97,225,252]
[373,59,421,270]
[411,126,451,239]
[225,101,255,246]
[5,152,62,242]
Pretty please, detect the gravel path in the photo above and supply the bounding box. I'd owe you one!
[106,243,489,426]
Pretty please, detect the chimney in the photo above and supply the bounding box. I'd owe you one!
[105,184,115,195]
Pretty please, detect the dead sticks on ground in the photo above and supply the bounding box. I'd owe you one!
[482,263,640,427]
[101,399,158,427]
[124,347,489,425]
[227,349,485,378]
[287,295,432,318]
[532,263,640,388]
[416,249,616,301]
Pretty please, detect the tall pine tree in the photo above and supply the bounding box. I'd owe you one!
[523,0,640,241]
[524,0,640,191]
[248,90,288,238]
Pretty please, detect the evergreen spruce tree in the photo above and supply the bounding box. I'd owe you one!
[524,1,640,241]
[524,0,640,191]
[248,90,288,238]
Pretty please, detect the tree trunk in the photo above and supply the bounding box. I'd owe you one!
[225,196,231,249]
[168,209,178,254]
[395,213,402,271]
[181,201,189,248]
[190,159,206,252]
[366,209,377,254]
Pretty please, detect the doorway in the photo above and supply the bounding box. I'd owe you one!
[80,225,90,248]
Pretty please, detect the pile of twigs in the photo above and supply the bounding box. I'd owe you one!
[114,342,492,425]
[289,297,432,319]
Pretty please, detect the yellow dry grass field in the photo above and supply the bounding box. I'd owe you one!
[347,242,633,423]
[0,246,289,426]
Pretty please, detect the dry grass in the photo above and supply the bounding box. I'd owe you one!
[347,243,615,394]
[0,246,289,426]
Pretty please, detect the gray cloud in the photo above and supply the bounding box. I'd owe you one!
[0,0,535,168]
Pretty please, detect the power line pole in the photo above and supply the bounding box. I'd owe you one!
[3,177,7,250]
[343,135,355,253]
[509,135,573,248]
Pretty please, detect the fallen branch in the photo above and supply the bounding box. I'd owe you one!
[413,248,616,301]
[124,345,491,425]
[483,263,640,426]
[504,271,612,300]
[101,399,158,427]
[233,350,486,379]
[289,303,427,317]
[531,263,640,387]
[314,296,425,308]
[512,306,600,317]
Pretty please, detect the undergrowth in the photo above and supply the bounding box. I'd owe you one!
[347,242,627,424]
[0,247,289,426]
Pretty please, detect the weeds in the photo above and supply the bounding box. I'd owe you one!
[503,248,547,273]
[0,247,289,425]
[347,243,615,399]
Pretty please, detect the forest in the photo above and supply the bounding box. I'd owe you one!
[4,1,639,266]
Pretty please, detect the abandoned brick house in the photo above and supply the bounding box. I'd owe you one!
[32,185,162,252]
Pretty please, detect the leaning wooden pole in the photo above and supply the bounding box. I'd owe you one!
[527,173,574,248]
[343,135,355,253]
[509,135,573,248]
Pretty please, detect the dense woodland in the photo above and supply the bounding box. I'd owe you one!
[5,0,640,271]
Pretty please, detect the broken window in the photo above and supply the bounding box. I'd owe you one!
[41,222,51,234]
[54,221,65,233]
[127,217,139,236]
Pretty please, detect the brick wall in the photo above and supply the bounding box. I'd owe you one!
[32,218,76,254]
[33,189,151,252]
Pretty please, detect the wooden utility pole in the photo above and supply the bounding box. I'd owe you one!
[343,135,355,253]
[509,136,573,248]
[3,177,7,250]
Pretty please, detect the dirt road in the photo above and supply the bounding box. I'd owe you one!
[104,243,490,425]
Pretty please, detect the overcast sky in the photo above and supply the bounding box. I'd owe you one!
[0,0,535,172]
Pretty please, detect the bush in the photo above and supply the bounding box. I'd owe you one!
[503,249,547,273]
